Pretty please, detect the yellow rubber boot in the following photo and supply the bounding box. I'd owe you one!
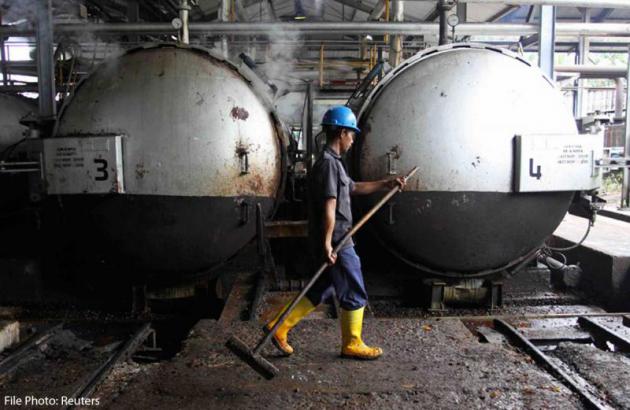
[340,307,383,360]
[264,297,316,356]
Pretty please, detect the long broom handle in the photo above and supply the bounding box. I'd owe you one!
[253,166,419,354]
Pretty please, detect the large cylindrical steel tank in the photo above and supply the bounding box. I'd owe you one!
[0,93,36,212]
[354,44,576,277]
[0,93,34,152]
[54,44,284,277]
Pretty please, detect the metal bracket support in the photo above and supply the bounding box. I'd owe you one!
[487,280,503,310]
[425,280,446,312]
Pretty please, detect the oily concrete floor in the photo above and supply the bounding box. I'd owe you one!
[96,318,584,409]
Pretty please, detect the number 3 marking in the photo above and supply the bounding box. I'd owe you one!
[94,158,109,181]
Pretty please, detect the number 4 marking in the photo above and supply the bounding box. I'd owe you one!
[529,158,542,180]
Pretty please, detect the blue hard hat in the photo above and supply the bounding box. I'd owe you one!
[321,106,361,133]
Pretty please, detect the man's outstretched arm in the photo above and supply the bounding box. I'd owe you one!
[351,177,406,195]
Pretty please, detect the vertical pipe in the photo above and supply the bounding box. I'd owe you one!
[377,47,384,80]
[384,0,390,44]
[179,0,190,45]
[36,0,56,120]
[372,45,377,69]
[622,46,630,209]
[127,1,140,44]
[220,0,230,58]
[319,42,324,88]
[0,11,7,86]
[538,5,556,81]
[438,0,453,46]
[575,8,590,119]
[388,0,403,67]
[615,77,625,121]
[305,82,313,175]
[360,37,367,61]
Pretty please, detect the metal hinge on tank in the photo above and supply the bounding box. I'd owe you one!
[387,202,396,225]
[386,149,399,175]
[238,148,250,175]
[237,199,250,226]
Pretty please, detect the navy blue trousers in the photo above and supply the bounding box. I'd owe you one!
[305,246,368,311]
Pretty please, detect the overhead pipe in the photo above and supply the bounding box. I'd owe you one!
[415,0,630,7]
[3,22,630,37]
[556,64,628,78]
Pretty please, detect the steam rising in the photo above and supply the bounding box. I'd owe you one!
[263,25,303,98]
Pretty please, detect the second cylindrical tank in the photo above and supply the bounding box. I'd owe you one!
[354,44,577,276]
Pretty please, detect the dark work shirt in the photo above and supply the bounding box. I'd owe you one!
[309,146,355,254]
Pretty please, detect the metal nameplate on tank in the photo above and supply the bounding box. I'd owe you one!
[514,134,604,193]
[43,135,125,195]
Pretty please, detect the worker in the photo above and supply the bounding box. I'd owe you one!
[265,106,406,360]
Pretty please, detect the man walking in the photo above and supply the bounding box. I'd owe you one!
[265,106,405,360]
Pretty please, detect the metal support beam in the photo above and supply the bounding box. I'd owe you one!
[457,2,468,24]
[488,5,520,22]
[623,46,630,209]
[234,0,248,21]
[0,11,7,87]
[0,84,40,93]
[304,82,313,175]
[538,5,556,80]
[36,0,56,120]
[517,6,539,50]
[332,0,373,14]
[265,0,278,21]
[615,77,625,120]
[414,0,630,7]
[594,8,614,23]
[369,0,386,20]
